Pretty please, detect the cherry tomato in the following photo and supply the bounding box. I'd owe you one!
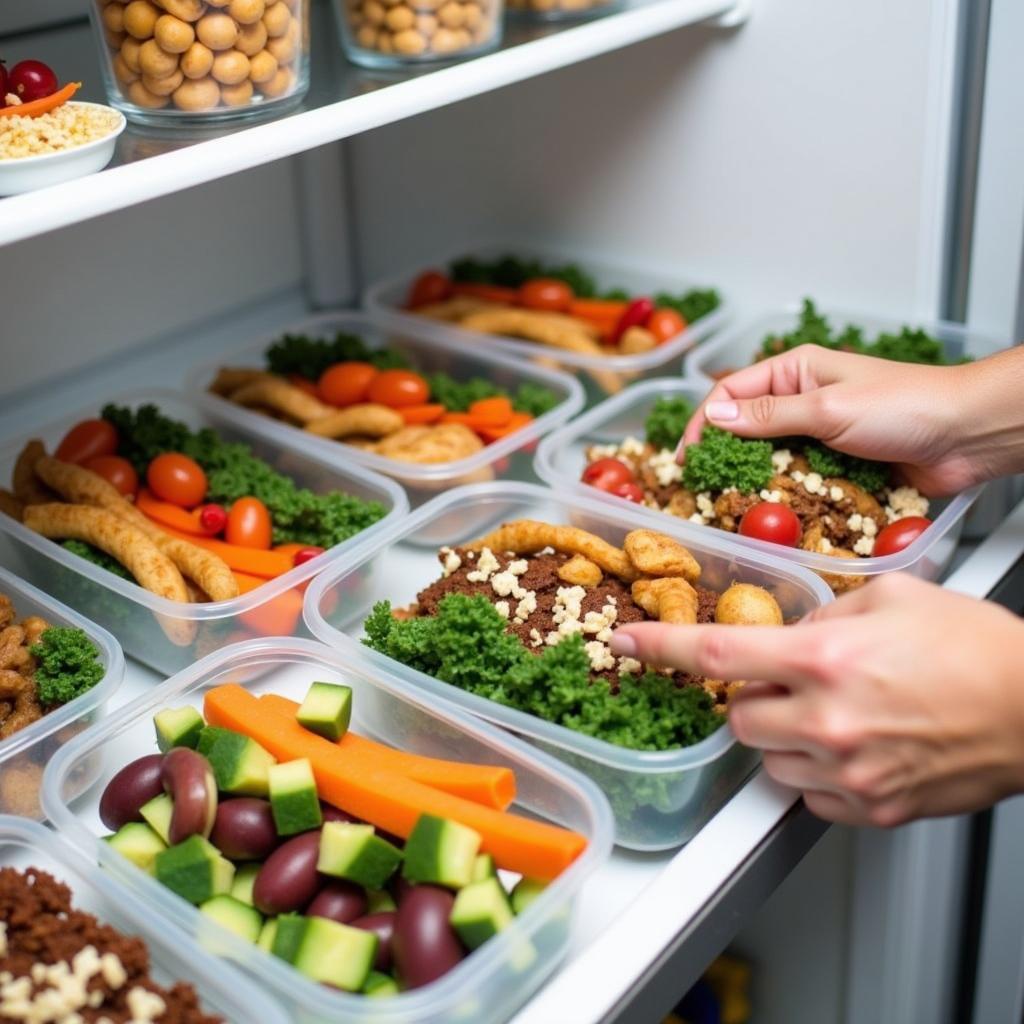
[9,60,58,103]
[226,497,272,549]
[520,278,573,312]
[147,453,207,509]
[366,369,430,408]
[56,419,118,464]
[83,455,138,497]
[647,308,686,344]
[581,458,636,494]
[611,297,655,345]
[873,516,932,557]
[318,362,378,407]
[407,270,452,309]
[198,503,228,535]
[739,502,802,547]
[293,545,325,566]
[613,481,645,503]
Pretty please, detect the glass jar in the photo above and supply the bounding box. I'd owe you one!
[338,0,502,70]
[90,0,310,125]
[505,0,620,20]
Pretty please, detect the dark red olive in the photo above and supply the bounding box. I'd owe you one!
[320,803,361,825]
[393,885,464,989]
[253,830,321,915]
[211,798,278,860]
[9,60,58,103]
[390,875,415,905]
[352,912,396,972]
[307,881,367,925]
[99,755,165,831]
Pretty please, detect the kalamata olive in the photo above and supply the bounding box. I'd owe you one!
[320,803,360,825]
[307,881,367,925]
[161,747,217,845]
[390,875,415,905]
[210,798,277,860]
[254,830,321,915]
[352,911,396,972]
[99,754,165,831]
[393,885,464,989]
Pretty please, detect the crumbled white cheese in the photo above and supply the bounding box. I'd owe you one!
[771,448,794,474]
[791,470,805,483]
[620,436,646,457]
[514,591,537,623]
[847,513,863,532]
[688,513,706,525]
[696,492,714,513]
[491,570,526,599]
[759,489,783,503]
[126,986,167,1022]
[649,448,683,487]
[819,537,833,553]
[538,546,555,555]
[617,656,643,675]
[854,536,875,556]
[529,628,544,648]
[886,486,929,521]
[493,600,510,619]
[466,546,500,582]
[803,472,825,496]
[862,518,878,538]
[0,923,6,959]
[829,485,845,502]
[99,953,126,990]
[584,640,616,672]
[507,559,529,576]
[588,443,619,460]
[440,547,462,577]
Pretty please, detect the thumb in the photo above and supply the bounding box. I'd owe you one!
[702,391,829,440]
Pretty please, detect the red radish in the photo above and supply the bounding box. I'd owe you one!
[199,503,228,535]
[9,60,58,103]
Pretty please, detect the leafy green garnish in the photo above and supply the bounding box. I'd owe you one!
[644,396,695,451]
[102,404,386,549]
[653,289,721,325]
[425,373,559,417]
[61,540,133,581]
[364,595,723,752]
[682,426,774,494]
[30,626,104,707]
[265,332,408,380]
[804,443,889,493]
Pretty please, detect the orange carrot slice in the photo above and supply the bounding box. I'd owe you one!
[137,488,207,536]
[204,685,586,879]
[160,526,293,578]
[399,404,446,425]
[468,396,513,422]
[568,298,628,320]
[478,412,534,444]
[260,693,516,810]
[0,82,81,119]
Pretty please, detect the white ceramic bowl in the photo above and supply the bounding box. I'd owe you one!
[0,102,125,195]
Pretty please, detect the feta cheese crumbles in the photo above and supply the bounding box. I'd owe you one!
[0,102,121,161]
[885,486,930,522]
[648,448,683,487]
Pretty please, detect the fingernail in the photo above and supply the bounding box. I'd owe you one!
[610,632,637,656]
[706,400,739,422]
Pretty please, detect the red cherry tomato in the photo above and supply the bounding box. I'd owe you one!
[873,516,932,557]
[366,369,430,408]
[198,503,228,535]
[147,453,208,509]
[9,60,58,103]
[226,497,272,549]
[647,308,686,344]
[613,481,645,503]
[739,501,802,547]
[56,419,119,465]
[407,270,453,309]
[318,362,378,407]
[611,297,655,345]
[520,278,573,312]
[83,455,138,497]
[581,458,636,494]
[293,545,325,566]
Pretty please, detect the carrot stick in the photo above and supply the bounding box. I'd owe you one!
[234,577,303,634]
[399,404,446,425]
[478,412,534,444]
[468,396,514,422]
[160,526,293,578]
[137,489,207,536]
[260,693,516,810]
[204,685,585,880]
[0,82,81,119]
[451,282,519,305]
[568,298,628,320]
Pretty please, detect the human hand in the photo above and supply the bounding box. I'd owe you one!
[611,574,1024,826]
[680,344,1024,496]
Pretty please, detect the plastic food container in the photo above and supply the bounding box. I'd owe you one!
[42,637,613,1024]
[337,0,503,69]
[534,377,983,591]
[0,816,290,1023]
[303,481,833,849]
[89,0,310,125]
[0,389,407,675]
[364,240,731,405]
[186,311,585,508]
[0,568,124,820]
[506,0,620,21]
[685,302,1009,384]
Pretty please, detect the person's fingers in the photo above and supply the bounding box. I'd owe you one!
[801,790,867,826]
[798,581,880,623]
[761,750,843,790]
[703,390,837,441]
[610,621,820,688]
[729,693,821,753]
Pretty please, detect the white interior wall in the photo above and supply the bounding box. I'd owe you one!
[349,0,956,322]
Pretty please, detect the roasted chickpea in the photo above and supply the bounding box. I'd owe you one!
[206,0,231,6]
[196,11,239,49]
[266,21,299,62]
[180,40,215,77]
[415,13,437,33]
[220,78,254,105]
[376,29,394,51]
[123,0,160,38]
[102,3,126,33]
[362,0,385,24]
[142,67,185,94]
[257,65,293,97]
[228,0,265,22]
[247,48,278,82]
[355,23,377,46]
[262,1,291,36]
[430,26,462,51]
[173,75,221,110]
[138,37,180,76]
[128,78,171,107]
[161,0,207,20]
[121,36,144,71]
[393,27,426,53]
[384,5,414,30]
[461,3,482,28]
[113,52,139,84]
[212,48,251,83]
[436,2,464,27]
[235,19,268,55]
[154,14,196,52]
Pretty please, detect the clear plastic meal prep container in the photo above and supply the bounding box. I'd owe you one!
[364,240,732,405]
[0,568,124,820]
[0,816,290,1023]
[0,389,408,676]
[302,481,834,850]
[685,302,1010,383]
[41,637,613,1024]
[534,377,983,590]
[185,311,585,508]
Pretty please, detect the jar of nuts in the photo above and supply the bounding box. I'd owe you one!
[505,0,619,20]
[90,0,310,123]
[338,0,502,68]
